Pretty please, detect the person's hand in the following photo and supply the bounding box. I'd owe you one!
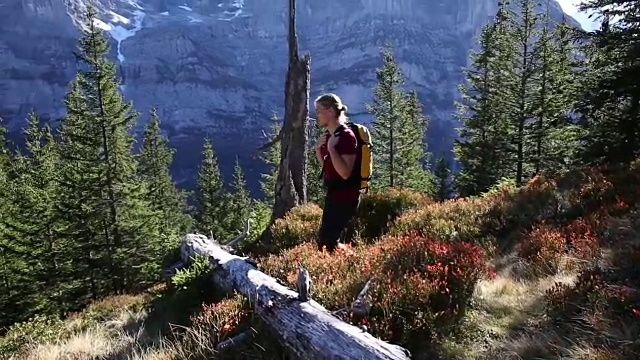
[315,133,328,151]
[327,134,339,149]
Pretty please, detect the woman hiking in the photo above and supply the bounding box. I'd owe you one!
[314,93,360,253]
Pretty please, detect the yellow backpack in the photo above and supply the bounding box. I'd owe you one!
[321,121,373,192]
[346,121,373,192]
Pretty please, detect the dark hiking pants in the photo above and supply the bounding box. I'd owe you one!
[317,196,360,252]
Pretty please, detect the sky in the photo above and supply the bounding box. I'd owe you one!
[555,0,600,30]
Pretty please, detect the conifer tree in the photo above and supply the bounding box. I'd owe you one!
[259,114,281,205]
[454,10,514,196]
[0,117,20,327]
[530,12,583,176]
[529,6,555,176]
[0,117,8,168]
[194,139,226,238]
[55,7,161,299]
[218,158,252,239]
[368,47,406,189]
[6,113,66,314]
[399,90,434,194]
[575,1,640,166]
[509,0,541,184]
[433,155,452,201]
[139,107,190,237]
[306,119,325,204]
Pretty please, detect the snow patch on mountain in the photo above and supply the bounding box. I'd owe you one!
[92,9,145,63]
[218,0,247,20]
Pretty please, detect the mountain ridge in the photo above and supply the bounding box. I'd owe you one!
[0,0,581,193]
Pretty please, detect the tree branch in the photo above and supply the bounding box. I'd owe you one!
[257,129,283,151]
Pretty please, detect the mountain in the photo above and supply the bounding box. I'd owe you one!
[0,0,580,194]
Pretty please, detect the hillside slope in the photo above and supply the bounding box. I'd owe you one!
[3,161,639,360]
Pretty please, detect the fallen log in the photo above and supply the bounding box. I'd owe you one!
[179,233,413,360]
[163,219,251,279]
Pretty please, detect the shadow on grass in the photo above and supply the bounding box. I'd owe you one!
[106,261,289,359]
[486,259,640,358]
[486,301,639,359]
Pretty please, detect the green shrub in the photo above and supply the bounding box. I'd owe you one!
[172,255,212,295]
[391,196,497,253]
[0,314,66,357]
[356,188,431,242]
[270,203,322,252]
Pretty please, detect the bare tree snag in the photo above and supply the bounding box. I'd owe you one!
[179,234,413,360]
[262,0,310,244]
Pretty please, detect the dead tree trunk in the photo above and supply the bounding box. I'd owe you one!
[260,0,310,242]
[178,233,413,360]
[282,0,309,209]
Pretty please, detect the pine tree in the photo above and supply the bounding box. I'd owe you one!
[3,113,67,316]
[509,0,541,184]
[454,9,514,196]
[529,6,555,176]
[433,155,452,201]
[0,117,21,327]
[259,114,281,206]
[575,1,640,166]
[139,107,190,237]
[368,47,408,190]
[55,7,161,300]
[529,12,583,176]
[194,139,226,238]
[306,119,325,204]
[218,158,252,240]
[491,1,521,178]
[398,90,434,194]
[0,117,8,168]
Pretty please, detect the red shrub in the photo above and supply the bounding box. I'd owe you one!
[546,267,640,322]
[260,232,489,349]
[391,197,497,253]
[517,224,566,276]
[518,214,604,275]
[189,296,250,344]
[563,216,602,263]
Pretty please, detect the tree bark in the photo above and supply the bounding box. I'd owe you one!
[179,234,413,360]
[268,0,309,228]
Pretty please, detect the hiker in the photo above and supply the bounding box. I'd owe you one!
[314,93,362,253]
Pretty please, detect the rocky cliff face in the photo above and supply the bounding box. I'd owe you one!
[0,0,578,192]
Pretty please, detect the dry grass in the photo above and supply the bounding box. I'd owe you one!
[25,328,122,360]
[14,297,152,360]
[448,210,640,360]
[11,289,283,360]
[439,253,578,359]
[16,310,194,360]
[491,311,639,360]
